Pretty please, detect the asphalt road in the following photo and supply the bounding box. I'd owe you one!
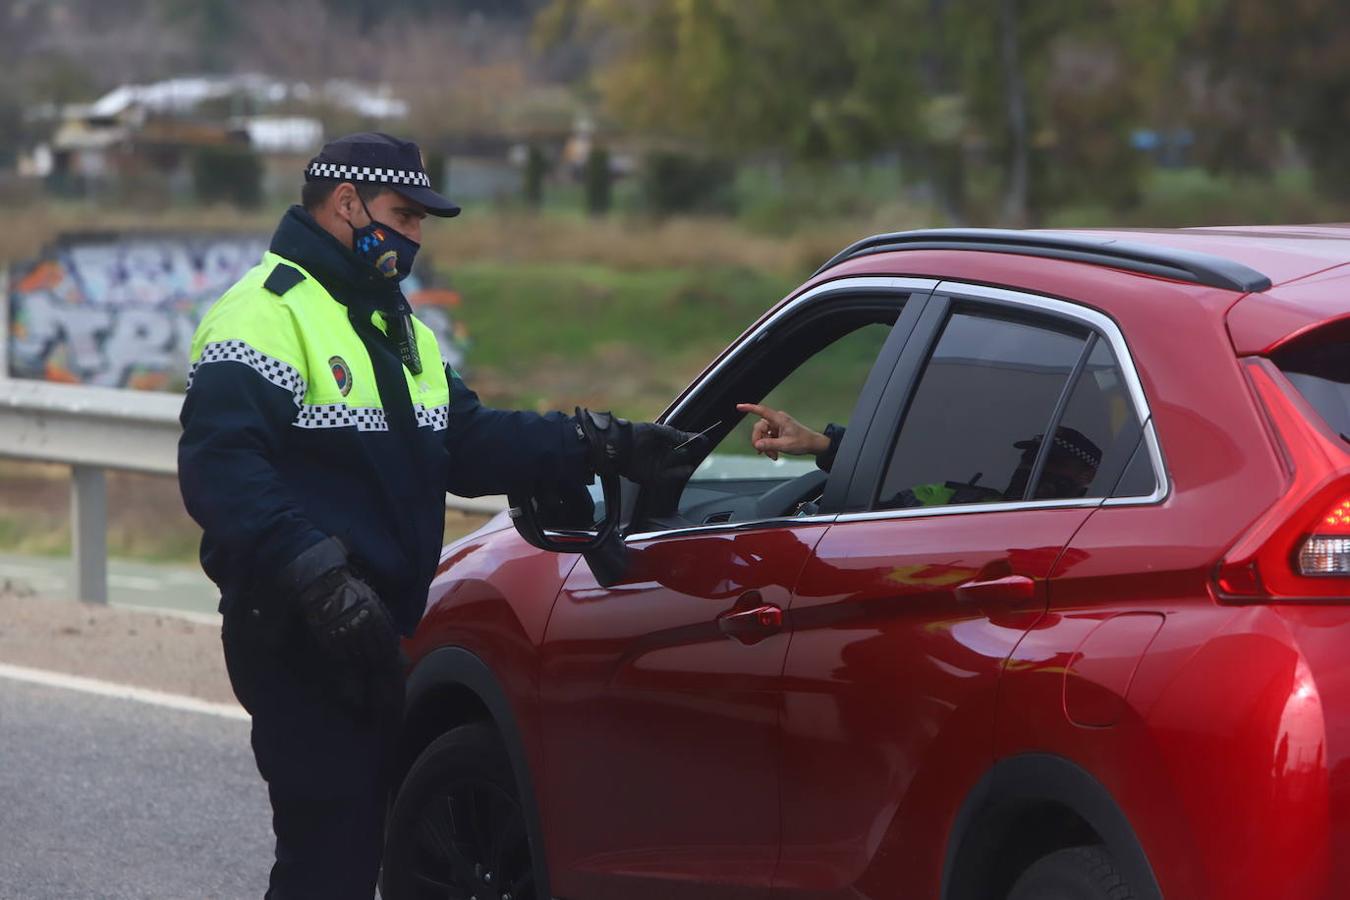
[0,676,272,899]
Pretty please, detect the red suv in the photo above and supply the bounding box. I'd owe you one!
[381,228,1350,900]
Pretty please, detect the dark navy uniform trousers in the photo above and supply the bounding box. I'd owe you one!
[222,607,403,900]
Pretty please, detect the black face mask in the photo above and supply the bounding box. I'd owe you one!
[349,198,419,282]
[344,198,424,374]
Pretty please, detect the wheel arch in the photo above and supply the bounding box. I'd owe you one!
[399,645,552,897]
[942,753,1162,900]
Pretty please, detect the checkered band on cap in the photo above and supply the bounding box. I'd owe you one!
[1051,434,1101,467]
[306,162,431,187]
[295,403,390,432]
[188,340,306,405]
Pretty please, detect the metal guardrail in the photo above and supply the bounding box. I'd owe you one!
[0,377,505,604]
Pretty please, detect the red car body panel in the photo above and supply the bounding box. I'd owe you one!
[405,523,579,810]
[406,226,1350,899]
[1228,266,1350,354]
[541,525,830,900]
[777,509,1094,898]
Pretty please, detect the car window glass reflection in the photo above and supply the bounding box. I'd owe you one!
[1041,338,1142,500]
[878,311,1086,509]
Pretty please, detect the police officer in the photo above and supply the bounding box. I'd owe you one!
[178,132,697,899]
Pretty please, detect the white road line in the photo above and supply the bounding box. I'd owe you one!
[116,601,221,626]
[108,574,164,591]
[0,562,52,578]
[0,662,249,721]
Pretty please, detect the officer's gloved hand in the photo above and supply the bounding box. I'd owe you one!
[280,537,399,668]
[298,568,399,667]
[575,407,707,485]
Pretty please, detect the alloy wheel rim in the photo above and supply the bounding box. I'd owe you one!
[406,777,534,900]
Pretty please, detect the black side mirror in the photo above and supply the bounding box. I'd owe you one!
[508,472,630,585]
[508,472,618,553]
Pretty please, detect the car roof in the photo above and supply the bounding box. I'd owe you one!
[819,226,1350,292]
[1070,225,1350,288]
[780,226,1350,359]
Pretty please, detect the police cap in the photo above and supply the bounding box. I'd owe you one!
[305,132,461,218]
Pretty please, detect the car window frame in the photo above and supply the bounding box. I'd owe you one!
[625,276,939,542]
[838,280,1169,520]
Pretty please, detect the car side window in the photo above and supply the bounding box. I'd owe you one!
[717,321,892,464]
[674,312,898,526]
[876,309,1087,510]
[1037,337,1144,500]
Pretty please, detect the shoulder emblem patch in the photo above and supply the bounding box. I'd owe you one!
[329,356,352,396]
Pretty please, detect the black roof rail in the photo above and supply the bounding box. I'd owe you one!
[813,228,1273,293]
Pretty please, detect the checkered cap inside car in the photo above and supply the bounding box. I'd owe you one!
[1050,433,1101,467]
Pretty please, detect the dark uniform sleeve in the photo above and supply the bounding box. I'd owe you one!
[443,367,592,498]
[178,360,333,588]
[816,423,847,473]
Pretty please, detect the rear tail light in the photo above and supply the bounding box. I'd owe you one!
[1297,496,1350,575]
[1299,535,1350,575]
[1214,360,1350,603]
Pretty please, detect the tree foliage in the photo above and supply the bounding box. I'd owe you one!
[192,144,264,209]
[539,0,928,162]
[1188,0,1350,197]
[541,0,1217,221]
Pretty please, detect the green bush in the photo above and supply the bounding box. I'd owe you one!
[584,145,612,216]
[424,151,447,195]
[524,145,548,209]
[191,143,263,209]
[641,151,737,217]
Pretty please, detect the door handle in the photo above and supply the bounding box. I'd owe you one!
[955,574,1036,604]
[718,604,784,642]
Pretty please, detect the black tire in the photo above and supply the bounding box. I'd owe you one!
[382,723,542,900]
[1008,845,1135,900]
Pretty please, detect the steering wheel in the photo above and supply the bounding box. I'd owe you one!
[750,468,829,520]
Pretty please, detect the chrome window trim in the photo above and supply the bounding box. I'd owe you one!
[626,513,839,544]
[834,497,1101,525]
[1101,417,1170,506]
[629,277,1168,545]
[662,276,940,424]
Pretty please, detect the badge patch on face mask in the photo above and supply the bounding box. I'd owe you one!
[329,356,352,396]
[350,200,420,282]
[374,249,400,279]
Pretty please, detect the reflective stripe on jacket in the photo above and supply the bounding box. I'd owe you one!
[187,251,451,435]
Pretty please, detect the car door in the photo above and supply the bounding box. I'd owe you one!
[775,284,1144,898]
[538,278,933,900]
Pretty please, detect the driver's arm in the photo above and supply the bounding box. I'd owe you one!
[736,403,845,472]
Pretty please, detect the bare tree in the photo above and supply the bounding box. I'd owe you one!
[998,0,1029,226]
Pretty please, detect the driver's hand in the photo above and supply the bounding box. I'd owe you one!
[736,403,831,461]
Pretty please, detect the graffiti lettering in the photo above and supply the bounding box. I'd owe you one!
[8,234,467,389]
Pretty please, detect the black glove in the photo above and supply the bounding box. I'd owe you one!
[298,567,400,667]
[575,407,706,485]
[280,538,399,668]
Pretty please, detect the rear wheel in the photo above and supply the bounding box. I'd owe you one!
[1008,845,1135,900]
[382,723,539,900]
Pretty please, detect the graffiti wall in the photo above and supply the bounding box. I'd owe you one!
[7,233,467,390]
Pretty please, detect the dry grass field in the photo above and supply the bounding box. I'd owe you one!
[3,202,886,274]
